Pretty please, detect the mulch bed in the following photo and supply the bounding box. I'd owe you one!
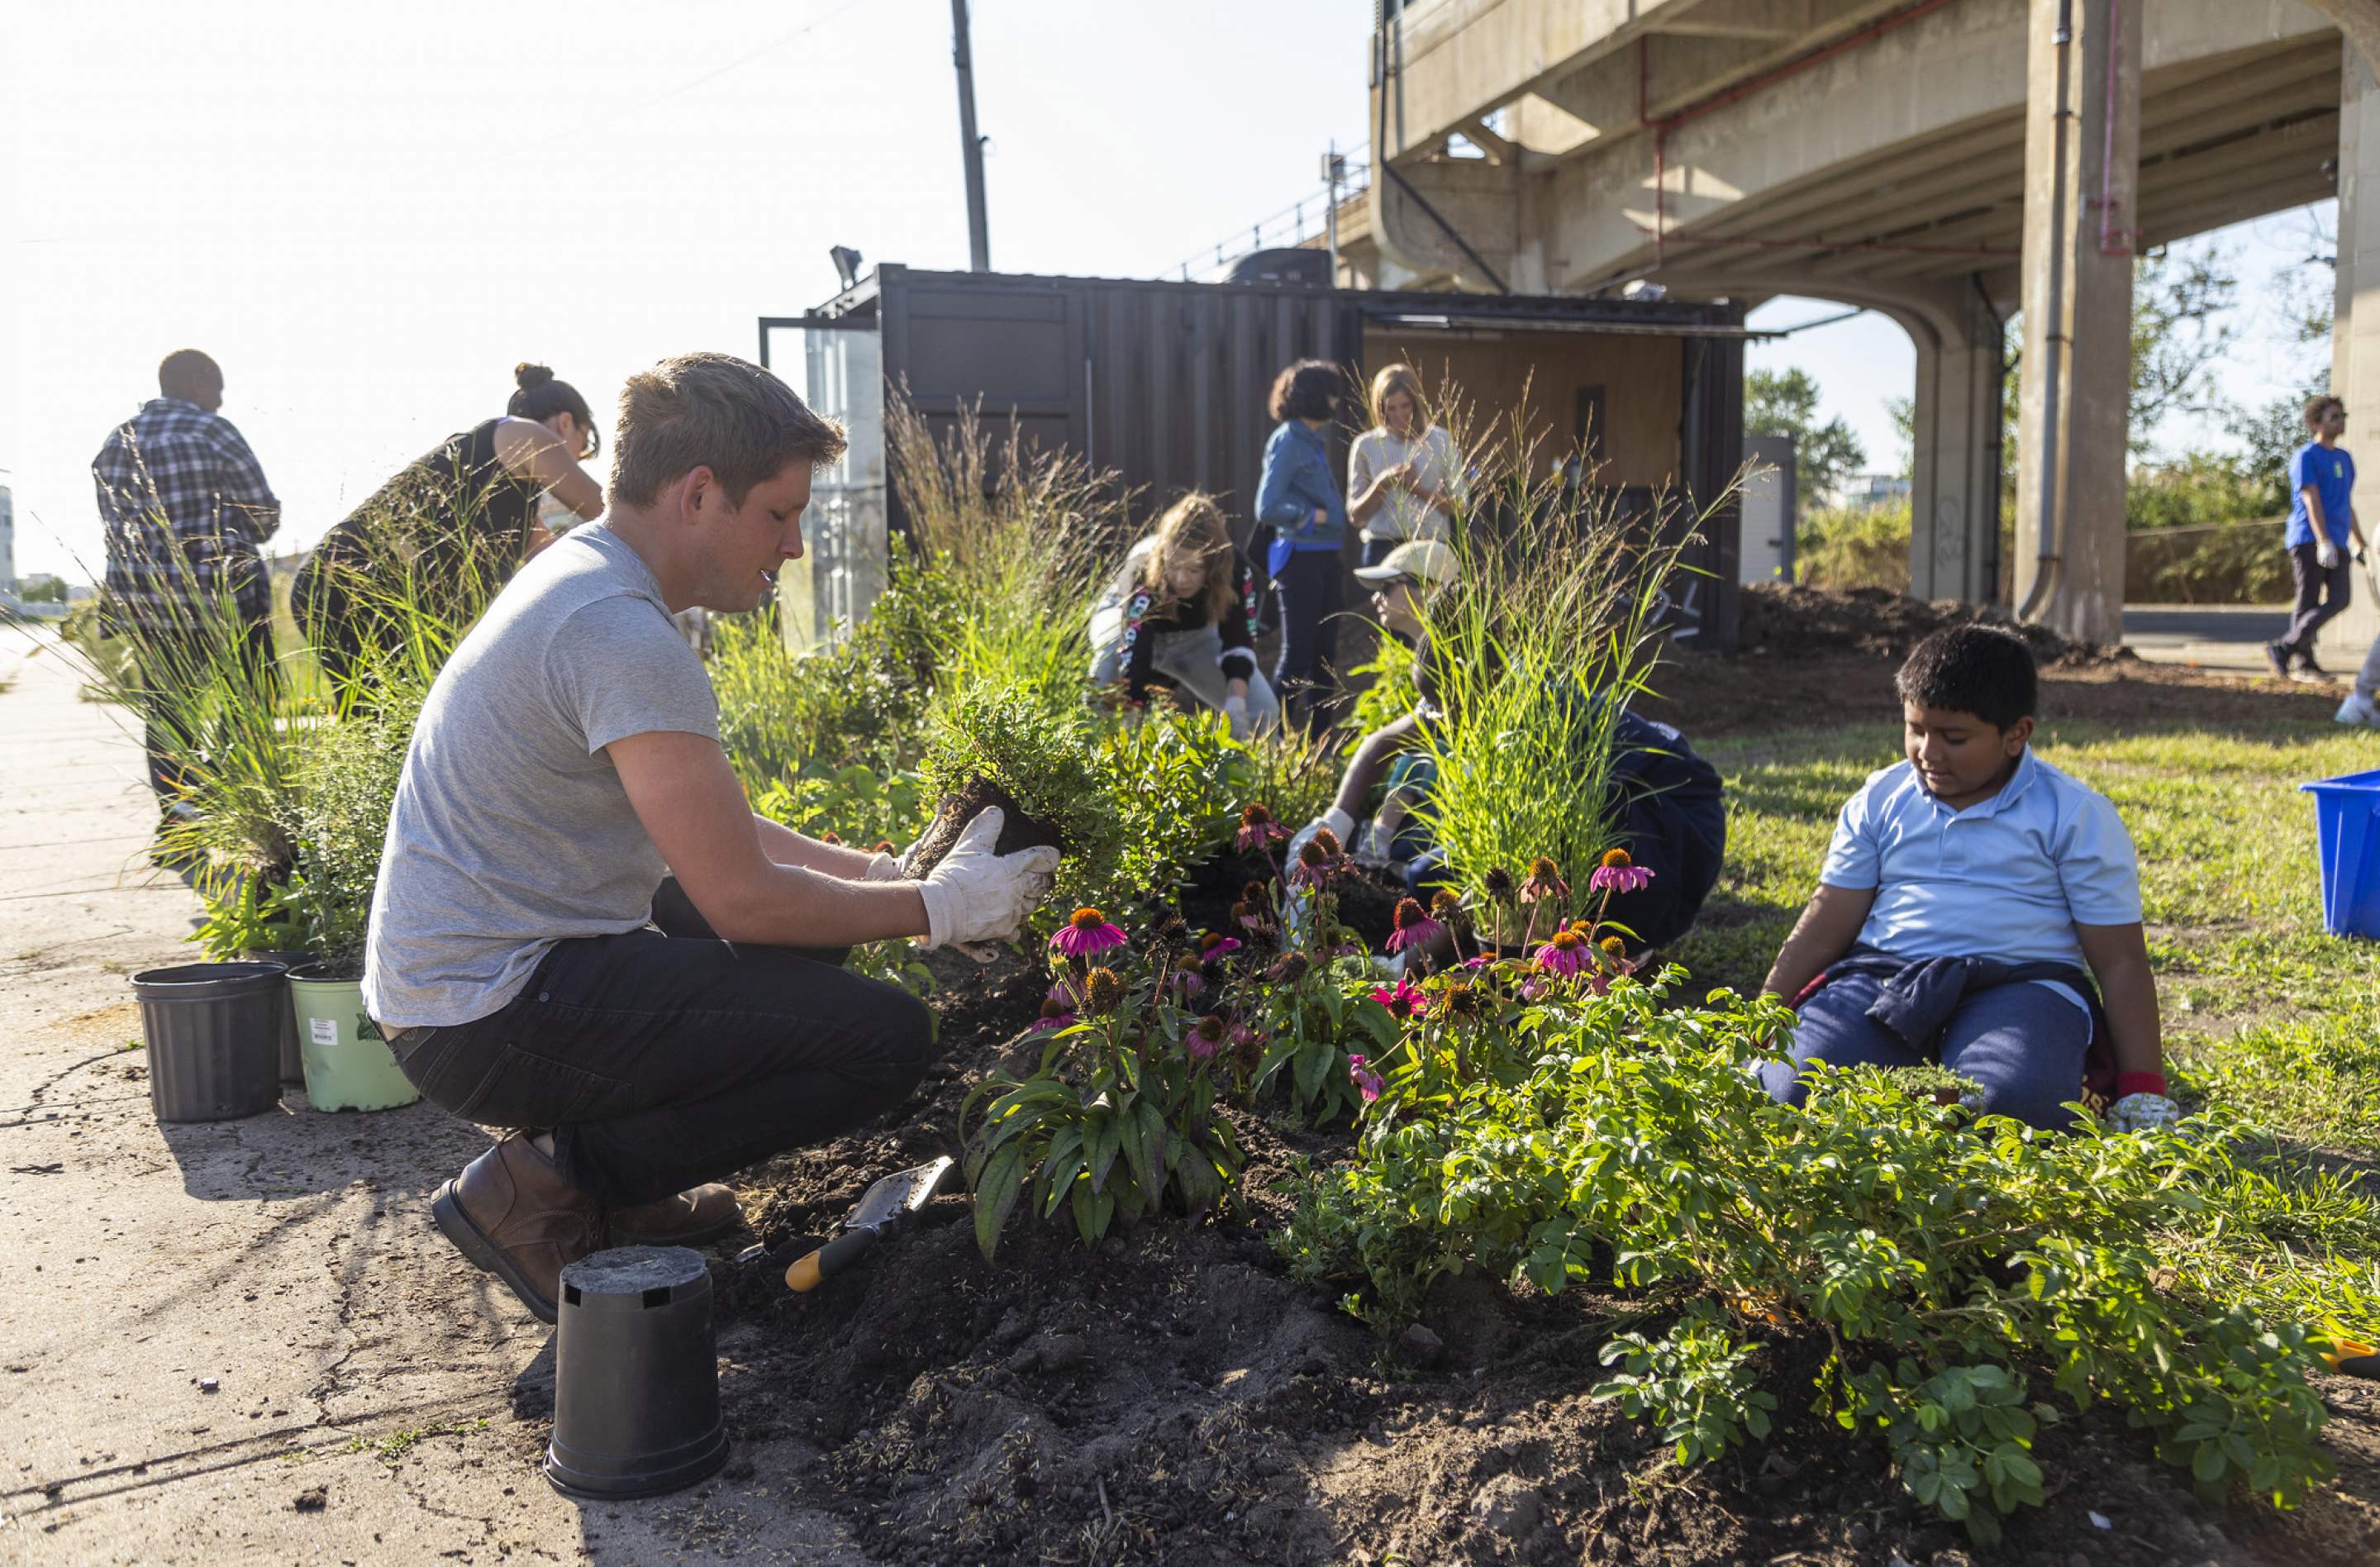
[535,585,2378,1563]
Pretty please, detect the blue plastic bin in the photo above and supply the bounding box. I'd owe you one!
[2300,768,2380,940]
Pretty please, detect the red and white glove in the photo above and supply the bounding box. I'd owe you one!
[2106,1072,2180,1133]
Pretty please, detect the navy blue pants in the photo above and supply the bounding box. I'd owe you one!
[1272,548,1344,726]
[1760,969,2092,1130]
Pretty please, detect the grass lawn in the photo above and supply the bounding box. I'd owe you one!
[1670,714,2380,1339]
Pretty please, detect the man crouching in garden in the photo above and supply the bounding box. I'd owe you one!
[364,352,1059,1322]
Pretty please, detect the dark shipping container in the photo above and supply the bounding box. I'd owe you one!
[762,264,1749,650]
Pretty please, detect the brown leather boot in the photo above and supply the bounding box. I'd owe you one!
[609,1184,745,1246]
[431,1132,604,1324]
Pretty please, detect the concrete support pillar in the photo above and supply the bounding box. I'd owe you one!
[1907,287,2008,603]
[2324,39,2380,669]
[2012,0,2139,645]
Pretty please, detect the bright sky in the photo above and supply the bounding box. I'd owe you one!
[2,1,2335,583]
[1748,202,2340,478]
[3,0,1370,583]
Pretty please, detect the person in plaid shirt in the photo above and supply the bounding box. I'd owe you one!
[91,350,282,796]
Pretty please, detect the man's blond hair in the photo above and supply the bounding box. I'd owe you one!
[609,352,848,508]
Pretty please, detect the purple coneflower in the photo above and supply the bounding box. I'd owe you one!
[1166,955,1206,1001]
[1200,931,1243,960]
[1030,985,1078,1033]
[1482,865,1517,904]
[1051,906,1128,958]
[1533,926,1591,978]
[1235,803,1290,855]
[1265,950,1312,986]
[1589,848,1655,895]
[1519,857,1569,905]
[1081,967,1126,1016]
[1188,1012,1229,1060]
[1384,898,1445,955]
[1370,977,1428,1018]
[1289,829,1346,890]
[1347,1053,1386,1103]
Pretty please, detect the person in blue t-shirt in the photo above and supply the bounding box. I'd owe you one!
[2269,394,2369,682]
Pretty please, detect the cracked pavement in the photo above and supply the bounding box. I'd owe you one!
[0,627,854,1563]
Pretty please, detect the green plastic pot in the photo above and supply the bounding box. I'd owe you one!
[289,965,420,1112]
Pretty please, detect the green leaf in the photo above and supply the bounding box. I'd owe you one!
[973,1144,1025,1264]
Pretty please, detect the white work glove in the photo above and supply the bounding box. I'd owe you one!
[863,850,903,882]
[1285,807,1355,868]
[1223,693,1250,740]
[2107,1092,2182,1134]
[913,807,1060,955]
[2317,536,2343,571]
[1351,817,1396,868]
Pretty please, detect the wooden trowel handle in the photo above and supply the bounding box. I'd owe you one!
[785,1227,878,1293]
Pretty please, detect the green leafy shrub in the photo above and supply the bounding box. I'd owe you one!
[964,915,1243,1259]
[1796,499,1911,593]
[1279,972,2335,1544]
[921,680,1115,874]
[1086,709,1252,913]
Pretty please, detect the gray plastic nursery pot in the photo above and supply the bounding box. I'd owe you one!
[543,1246,730,1501]
[132,962,288,1123]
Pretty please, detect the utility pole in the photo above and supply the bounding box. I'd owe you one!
[1322,142,1346,283]
[950,0,991,272]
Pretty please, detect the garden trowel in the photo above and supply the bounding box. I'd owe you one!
[784,1155,954,1293]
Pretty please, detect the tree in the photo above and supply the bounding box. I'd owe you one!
[2127,248,2239,448]
[1745,367,1867,512]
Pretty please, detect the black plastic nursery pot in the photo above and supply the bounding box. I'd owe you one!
[543,1246,730,1501]
[245,948,316,1084]
[132,961,288,1123]
[903,776,1068,880]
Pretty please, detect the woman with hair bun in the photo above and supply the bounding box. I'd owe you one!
[296,363,607,685]
[1254,358,1349,726]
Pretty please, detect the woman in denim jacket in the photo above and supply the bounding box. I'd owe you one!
[1254,360,1349,725]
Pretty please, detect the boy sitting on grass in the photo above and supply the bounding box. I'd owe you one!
[1759,625,2178,1132]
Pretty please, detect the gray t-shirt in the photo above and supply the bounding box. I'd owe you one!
[361,524,718,1028]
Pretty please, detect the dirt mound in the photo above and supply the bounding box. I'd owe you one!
[607,911,2380,1566]
[1735,583,2125,667]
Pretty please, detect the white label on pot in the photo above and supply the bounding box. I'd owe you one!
[310,1018,338,1046]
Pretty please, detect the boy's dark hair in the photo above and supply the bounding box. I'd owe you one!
[2305,393,2345,428]
[1894,624,2037,729]
[1269,359,1343,423]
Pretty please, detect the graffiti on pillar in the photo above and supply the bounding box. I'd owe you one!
[1659,577,1704,642]
[1933,496,1966,596]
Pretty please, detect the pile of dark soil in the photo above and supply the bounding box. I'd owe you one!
[1733,583,2127,668]
[516,903,2380,1565]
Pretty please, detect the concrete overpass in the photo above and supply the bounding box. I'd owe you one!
[1340,0,2379,663]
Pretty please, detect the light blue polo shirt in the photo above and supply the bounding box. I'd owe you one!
[1820,750,2142,975]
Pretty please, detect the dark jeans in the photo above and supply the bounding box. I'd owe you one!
[1760,969,2091,1130]
[131,617,278,798]
[2280,542,2352,661]
[383,879,936,1208]
[1272,547,1345,726]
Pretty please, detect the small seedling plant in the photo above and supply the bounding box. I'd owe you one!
[1280,971,2335,1546]
[962,909,1243,1260]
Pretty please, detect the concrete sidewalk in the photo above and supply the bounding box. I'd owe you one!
[0,627,847,1564]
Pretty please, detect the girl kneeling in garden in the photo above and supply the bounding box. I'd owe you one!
[1759,624,2178,1132]
[1089,493,1279,739]
[1287,538,1726,957]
